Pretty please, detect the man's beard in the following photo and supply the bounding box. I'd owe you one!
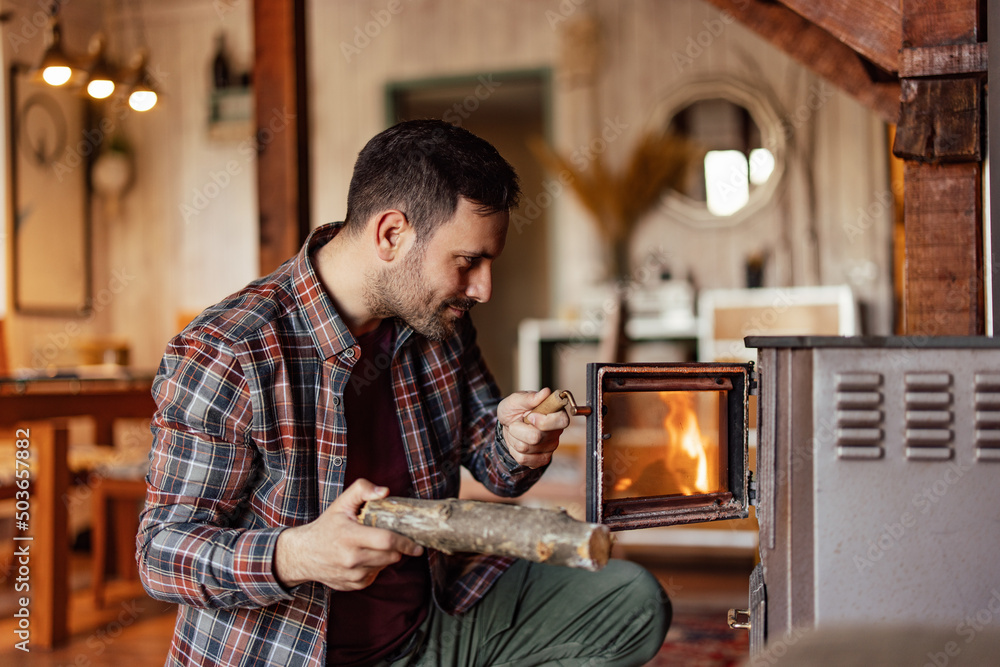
[363,246,475,341]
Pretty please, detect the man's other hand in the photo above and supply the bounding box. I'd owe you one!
[274,479,423,590]
[497,388,570,469]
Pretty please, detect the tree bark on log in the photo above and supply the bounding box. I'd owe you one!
[359,497,612,571]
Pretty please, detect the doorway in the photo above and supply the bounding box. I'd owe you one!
[389,70,552,394]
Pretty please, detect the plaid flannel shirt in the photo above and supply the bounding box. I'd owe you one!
[137,223,545,667]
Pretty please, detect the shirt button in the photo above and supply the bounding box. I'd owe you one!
[344,347,356,359]
[332,456,344,467]
[331,396,341,406]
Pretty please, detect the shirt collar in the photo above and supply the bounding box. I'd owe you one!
[291,222,420,361]
[291,222,358,360]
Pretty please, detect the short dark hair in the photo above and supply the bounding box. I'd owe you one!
[344,119,520,239]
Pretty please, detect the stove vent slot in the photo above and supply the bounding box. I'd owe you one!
[835,372,883,459]
[974,372,1000,462]
[905,372,953,461]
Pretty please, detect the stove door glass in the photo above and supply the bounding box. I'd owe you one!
[602,388,728,499]
[587,362,751,530]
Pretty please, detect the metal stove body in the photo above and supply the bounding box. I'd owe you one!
[584,336,1000,657]
[751,336,1000,655]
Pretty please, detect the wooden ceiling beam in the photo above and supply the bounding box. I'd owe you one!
[902,1,980,48]
[776,0,902,74]
[702,0,900,123]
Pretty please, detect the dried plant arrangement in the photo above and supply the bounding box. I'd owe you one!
[530,130,701,280]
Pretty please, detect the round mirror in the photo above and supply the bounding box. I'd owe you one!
[651,76,786,227]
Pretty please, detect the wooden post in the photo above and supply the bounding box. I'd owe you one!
[254,0,311,276]
[893,1,986,334]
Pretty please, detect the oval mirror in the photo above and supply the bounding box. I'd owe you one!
[651,76,786,227]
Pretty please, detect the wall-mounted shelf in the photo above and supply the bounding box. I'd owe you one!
[209,85,253,141]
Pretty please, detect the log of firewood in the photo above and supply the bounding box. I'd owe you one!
[358,496,612,571]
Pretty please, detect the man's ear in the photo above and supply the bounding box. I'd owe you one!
[372,210,412,262]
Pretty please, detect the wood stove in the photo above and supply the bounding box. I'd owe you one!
[582,336,1000,658]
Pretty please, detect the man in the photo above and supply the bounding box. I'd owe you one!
[138,119,670,666]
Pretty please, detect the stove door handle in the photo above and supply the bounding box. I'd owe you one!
[526,389,593,421]
[727,608,751,630]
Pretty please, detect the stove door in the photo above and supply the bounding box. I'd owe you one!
[586,362,753,530]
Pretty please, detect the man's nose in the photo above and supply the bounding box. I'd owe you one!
[466,265,493,303]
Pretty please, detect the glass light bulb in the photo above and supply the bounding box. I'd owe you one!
[129,89,157,112]
[42,65,72,86]
[87,78,115,99]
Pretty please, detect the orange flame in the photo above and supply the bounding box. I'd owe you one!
[613,477,633,493]
[661,392,712,494]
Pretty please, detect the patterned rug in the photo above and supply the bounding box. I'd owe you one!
[649,610,750,666]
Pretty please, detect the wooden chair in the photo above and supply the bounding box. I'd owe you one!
[91,477,148,608]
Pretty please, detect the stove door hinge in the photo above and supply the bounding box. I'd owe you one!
[747,364,759,396]
[747,470,758,507]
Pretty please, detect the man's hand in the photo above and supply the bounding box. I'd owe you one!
[274,479,423,591]
[497,388,570,469]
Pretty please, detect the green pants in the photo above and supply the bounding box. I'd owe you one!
[389,559,671,667]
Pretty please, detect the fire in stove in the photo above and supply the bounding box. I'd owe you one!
[603,390,724,498]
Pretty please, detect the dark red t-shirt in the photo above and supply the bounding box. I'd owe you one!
[326,321,430,666]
